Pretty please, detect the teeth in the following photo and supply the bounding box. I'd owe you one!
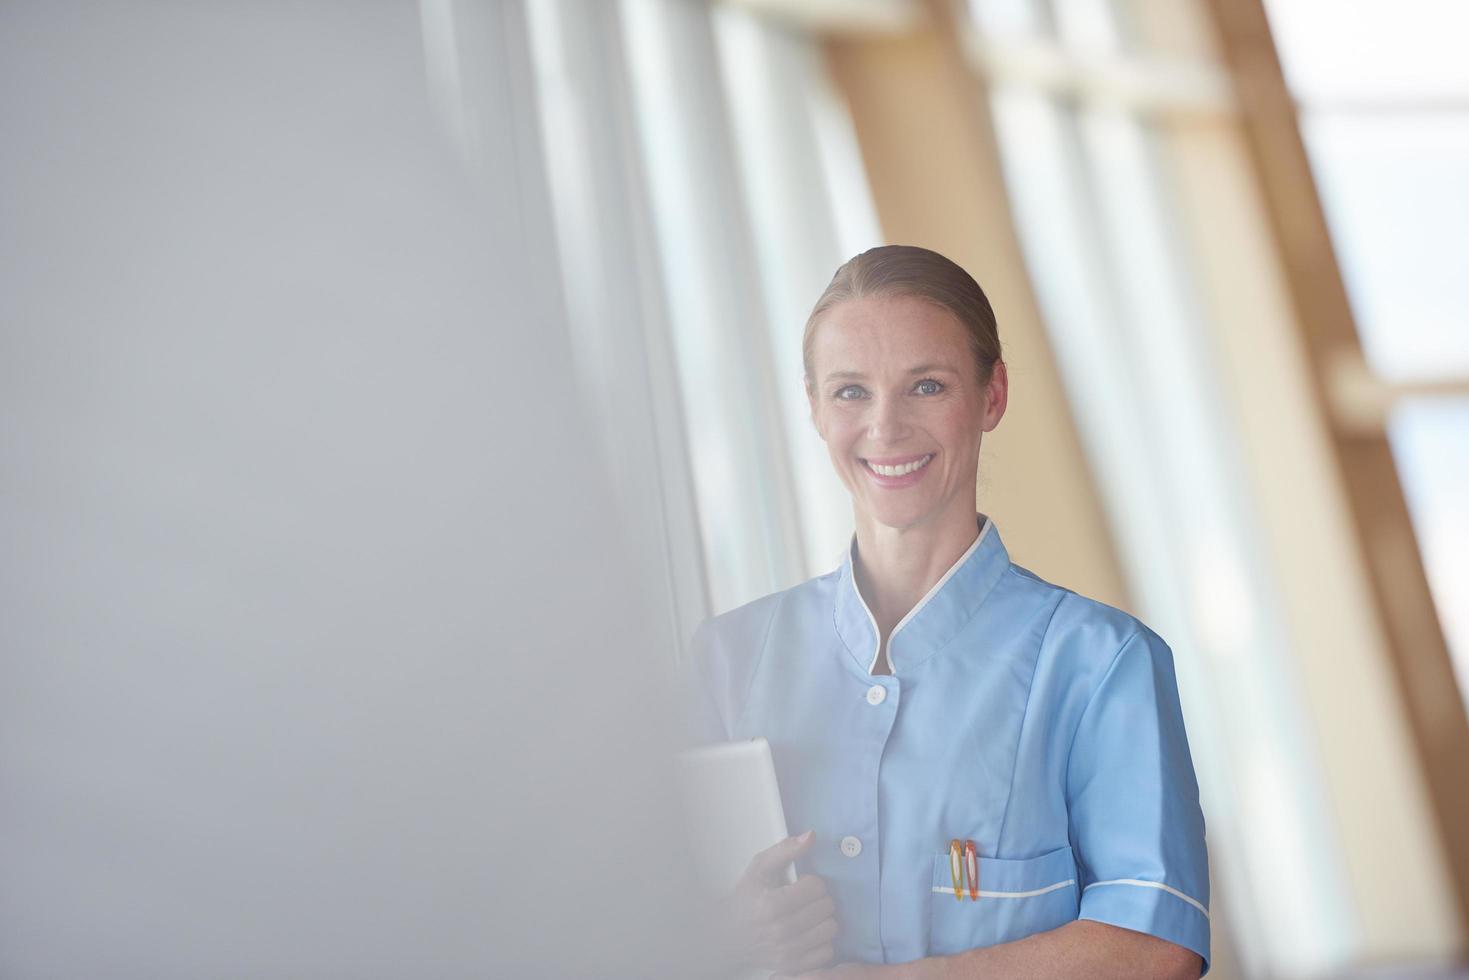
[867,454,933,477]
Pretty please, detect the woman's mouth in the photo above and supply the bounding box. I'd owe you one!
[861,453,934,485]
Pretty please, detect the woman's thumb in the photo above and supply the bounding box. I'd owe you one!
[748,829,814,882]
[784,828,816,858]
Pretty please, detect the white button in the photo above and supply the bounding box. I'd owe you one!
[865,684,887,705]
[840,835,863,858]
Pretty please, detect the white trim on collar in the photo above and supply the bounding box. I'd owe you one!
[849,514,994,674]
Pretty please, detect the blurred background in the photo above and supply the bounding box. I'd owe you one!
[3,0,1467,978]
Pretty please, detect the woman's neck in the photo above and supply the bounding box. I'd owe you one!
[851,499,982,671]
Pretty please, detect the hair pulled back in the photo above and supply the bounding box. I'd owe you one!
[802,245,1002,392]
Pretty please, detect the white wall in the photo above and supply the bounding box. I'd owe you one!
[0,3,697,976]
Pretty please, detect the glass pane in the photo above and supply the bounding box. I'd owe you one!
[621,0,805,611]
[966,0,1051,40]
[711,5,878,577]
[1301,112,1469,381]
[1387,398,1469,703]
[1052,0,1121,52]
[1263,0,1469,102]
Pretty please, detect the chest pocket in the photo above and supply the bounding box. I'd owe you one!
[928,843,1080,956]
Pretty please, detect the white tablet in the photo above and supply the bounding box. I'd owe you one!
[676,736,797,893]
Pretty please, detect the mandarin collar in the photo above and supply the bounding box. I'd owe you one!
[833,513,1010,676]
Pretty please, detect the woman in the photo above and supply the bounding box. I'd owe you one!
[683,246,1210,979]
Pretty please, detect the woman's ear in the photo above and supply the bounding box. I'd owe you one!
[981,359,1009,432]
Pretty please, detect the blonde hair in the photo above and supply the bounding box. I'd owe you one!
[802,245,1002,392]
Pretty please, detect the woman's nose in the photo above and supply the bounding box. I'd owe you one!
[865,393,913,441]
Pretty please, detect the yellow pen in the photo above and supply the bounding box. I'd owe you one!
[964,839,980,901]
[949,838,965,901]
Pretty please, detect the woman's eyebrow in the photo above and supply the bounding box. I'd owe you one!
[823,363,956,382]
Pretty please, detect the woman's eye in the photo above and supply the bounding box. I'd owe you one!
[914,379,944,395]
[835,385,865,400]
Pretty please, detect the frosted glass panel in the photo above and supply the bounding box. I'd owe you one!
[1388,398,1469,702]
[1264,0,1469,101]
[1302,113,1469,381]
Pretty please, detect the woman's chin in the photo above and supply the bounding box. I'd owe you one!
[859,498,935,531]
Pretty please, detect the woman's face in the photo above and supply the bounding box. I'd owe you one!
[806,293,1006,532]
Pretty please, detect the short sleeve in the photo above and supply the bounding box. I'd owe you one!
[1066,627,1211,976]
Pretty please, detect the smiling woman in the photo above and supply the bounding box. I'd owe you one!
[805,289,1005,647]
[682,245,1211,979]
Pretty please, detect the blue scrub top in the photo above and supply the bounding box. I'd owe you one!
[682,513,1210,974]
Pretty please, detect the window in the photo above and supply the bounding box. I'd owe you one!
[1266,0,1469,702]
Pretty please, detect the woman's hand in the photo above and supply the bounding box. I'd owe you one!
[718,830,840,976]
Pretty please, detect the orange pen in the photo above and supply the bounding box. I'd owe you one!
[964,839,980,900]
[949,839,965,901]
